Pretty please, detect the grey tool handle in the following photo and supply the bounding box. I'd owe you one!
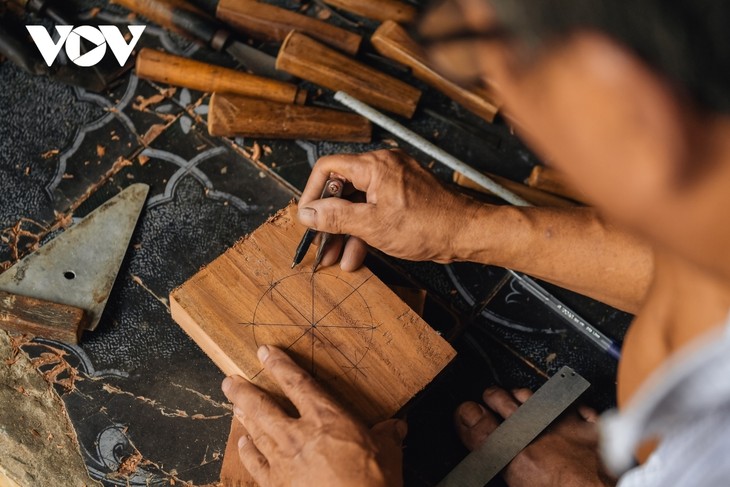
[438,366,590,487]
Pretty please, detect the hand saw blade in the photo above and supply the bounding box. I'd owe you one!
[0,184,149,332]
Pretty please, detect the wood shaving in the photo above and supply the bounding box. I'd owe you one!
[138,154,150,166]
[41,149,59,159]
[220,166,228,175]
[251,142,262,161]
[263,145,272,155]
[133,93,166,111]
[96,144,106,157]
[382,138,399,148]
[141,124,166,146]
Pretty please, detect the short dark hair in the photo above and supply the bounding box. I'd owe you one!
[487,0,730,114]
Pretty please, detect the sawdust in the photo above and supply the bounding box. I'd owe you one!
[0,331,100,486]
[138,154,150,166]
[250,142,262,162]
[0,217,48,268]
[96,145,106,157]
[41,149,59,159]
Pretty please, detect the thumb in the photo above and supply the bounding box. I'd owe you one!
[297,198,374,237]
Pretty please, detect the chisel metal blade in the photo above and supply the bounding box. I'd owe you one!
[225,41,293,82]
[0,184,149,331]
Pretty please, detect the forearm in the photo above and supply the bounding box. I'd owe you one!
[456,204,653,313]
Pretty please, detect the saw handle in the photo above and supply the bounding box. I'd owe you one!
[0,290,86,344]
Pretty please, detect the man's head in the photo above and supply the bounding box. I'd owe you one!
[422,0,730,280]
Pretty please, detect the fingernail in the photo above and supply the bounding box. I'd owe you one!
[222,377,233,394]
[238,435,249,449]
[297,207,317,226]
[395,420,408,440]
[458,403,485,428]
[257,345,270,363]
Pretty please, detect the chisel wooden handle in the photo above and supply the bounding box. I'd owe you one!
[0,291,86,344]
[453,172,576,208]
[136,48,306,104]
[208,93,372,143]
[111,0,209,36]
[217,0,362,55]
[525,166,587,204]
[372,21,500,122]
[277,32,421,118]
[322,0,416,23]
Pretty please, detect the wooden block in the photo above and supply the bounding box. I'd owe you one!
[217,0,362,55]
[208,93,372,143]
[136,49,307,105]
[220,419,256,487]
[372,21,500,122]
[276,32,422,119]
[170,204,455,424]
[0,291,86,344]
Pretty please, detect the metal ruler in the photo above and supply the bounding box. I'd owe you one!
[437,366,590,487]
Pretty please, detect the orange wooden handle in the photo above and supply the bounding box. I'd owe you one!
[322,0,416,23]
[216,0,362,55]
[276,31,421,119]
[136,48,306,104]
[372,21,500,122]
[208,93,372,143]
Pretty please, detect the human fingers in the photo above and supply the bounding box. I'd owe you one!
[297,198,377,238]
[300,154,377,207]
[238,434,271,486]
[512,388,533,404]
[340,237,368,272]
[257,345,338,417]
[578,405,599,423]
[454,401,500,451]
[319,235,345,268]
[222,376,293,441]
[233,408,279,458]
[482,386,521,419]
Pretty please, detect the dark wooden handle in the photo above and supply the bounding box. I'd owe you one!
[322,0,416,23]
[372,20,499,122]
[208,93,372,143]
[216,0,362,55]
[525,166,587,204]
[110,0,208,35]
[0,290,86,344]
[276,31,421,119]
[136,48,306,104]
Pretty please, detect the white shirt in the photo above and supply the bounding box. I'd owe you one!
[600,322,730,486]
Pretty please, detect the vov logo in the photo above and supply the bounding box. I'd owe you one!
[26,25,146,67]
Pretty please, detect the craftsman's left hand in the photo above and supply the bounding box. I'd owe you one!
[456,387,616,487]
[222,345,407,487]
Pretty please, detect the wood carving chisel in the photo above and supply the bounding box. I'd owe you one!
[291,177,345,271]
[112,0,289,81]
[0,184,149,343]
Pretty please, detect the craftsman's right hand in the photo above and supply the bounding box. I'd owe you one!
[298,149,479,270]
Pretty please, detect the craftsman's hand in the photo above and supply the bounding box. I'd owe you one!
[222,346,406,487]
[298,149,480,270]
[456,387,616,487]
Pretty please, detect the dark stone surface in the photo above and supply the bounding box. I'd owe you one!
[0,2,632,486]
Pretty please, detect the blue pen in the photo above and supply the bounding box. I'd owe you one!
[507,270,622,360]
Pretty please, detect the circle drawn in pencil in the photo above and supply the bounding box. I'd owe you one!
[240,272,376,384]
